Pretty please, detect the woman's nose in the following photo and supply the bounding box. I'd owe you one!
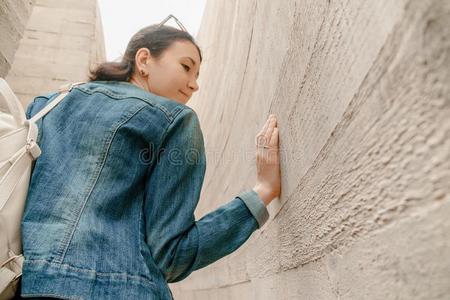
[188,78,199,92]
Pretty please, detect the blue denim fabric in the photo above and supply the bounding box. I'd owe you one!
[20,81,269,300]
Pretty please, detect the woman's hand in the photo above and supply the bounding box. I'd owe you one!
[253,114,281,206]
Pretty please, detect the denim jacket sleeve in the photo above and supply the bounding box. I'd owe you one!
[143,108,269,283]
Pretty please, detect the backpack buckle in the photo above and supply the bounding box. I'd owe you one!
[23,120,42,159]
[26,139,41,159]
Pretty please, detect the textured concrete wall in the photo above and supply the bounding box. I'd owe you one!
[170,0,450,299]
[4,0,105,107]
[0,0,35,77]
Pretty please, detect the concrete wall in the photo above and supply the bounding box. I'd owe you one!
[170,0,450,299]
[0,0,35,77]
[4,0,105,107]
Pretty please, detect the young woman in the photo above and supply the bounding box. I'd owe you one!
[20,19,280,299]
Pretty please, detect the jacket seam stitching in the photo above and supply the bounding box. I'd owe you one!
[25,259,157,286]
[55,105,148,263]
[137,196,153,280]
[154,107,190,153]
[141,107,190,178]
[140,107,192,283]
[75,86,178,123]
[21,293,80,300]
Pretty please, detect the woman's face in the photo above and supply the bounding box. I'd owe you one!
[133,40,201,105]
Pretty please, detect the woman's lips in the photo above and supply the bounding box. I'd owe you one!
[180,91,190,97]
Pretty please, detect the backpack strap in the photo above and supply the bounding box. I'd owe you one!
[0,78,26,126]
[0,247,24,295]
[0,78,85,125]
[28,82,85,124]
[0,146,31,210]
[0,264,18,293]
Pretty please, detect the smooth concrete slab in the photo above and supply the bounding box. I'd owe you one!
[5,0,105,107]
[0,0,35,77]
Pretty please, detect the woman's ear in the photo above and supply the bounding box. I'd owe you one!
[135,48,152,76]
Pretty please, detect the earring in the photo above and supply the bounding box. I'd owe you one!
[140,69,147,76]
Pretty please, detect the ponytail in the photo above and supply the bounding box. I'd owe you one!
[89,61,134,82]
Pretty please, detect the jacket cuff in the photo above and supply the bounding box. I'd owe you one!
[237,190,269,228]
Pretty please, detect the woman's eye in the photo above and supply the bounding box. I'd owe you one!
[182,64,190,72]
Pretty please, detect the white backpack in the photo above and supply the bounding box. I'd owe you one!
[0,78,81,299]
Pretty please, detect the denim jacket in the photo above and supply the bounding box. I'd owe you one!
[20,81,269,299]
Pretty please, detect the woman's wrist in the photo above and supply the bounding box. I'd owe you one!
[252,184,274,207]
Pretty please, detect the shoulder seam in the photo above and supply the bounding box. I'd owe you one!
[74,86,185,123]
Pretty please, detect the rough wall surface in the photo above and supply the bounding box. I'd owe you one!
[0,0,35,77]
[170,0,450,299]
[4,0,105,107]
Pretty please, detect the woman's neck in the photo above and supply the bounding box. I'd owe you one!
[129,75,150,93]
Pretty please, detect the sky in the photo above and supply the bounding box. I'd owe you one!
[98,0,207,61]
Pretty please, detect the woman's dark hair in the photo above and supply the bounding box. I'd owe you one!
[89,24,202,82]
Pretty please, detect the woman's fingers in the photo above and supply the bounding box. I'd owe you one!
[256,117,271,147]
[265,115,277,145]
[270,127,279,148]
[253,114,281,206]
[255,115,278,149]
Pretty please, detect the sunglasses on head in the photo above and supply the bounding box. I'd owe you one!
[158,14,187,32]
